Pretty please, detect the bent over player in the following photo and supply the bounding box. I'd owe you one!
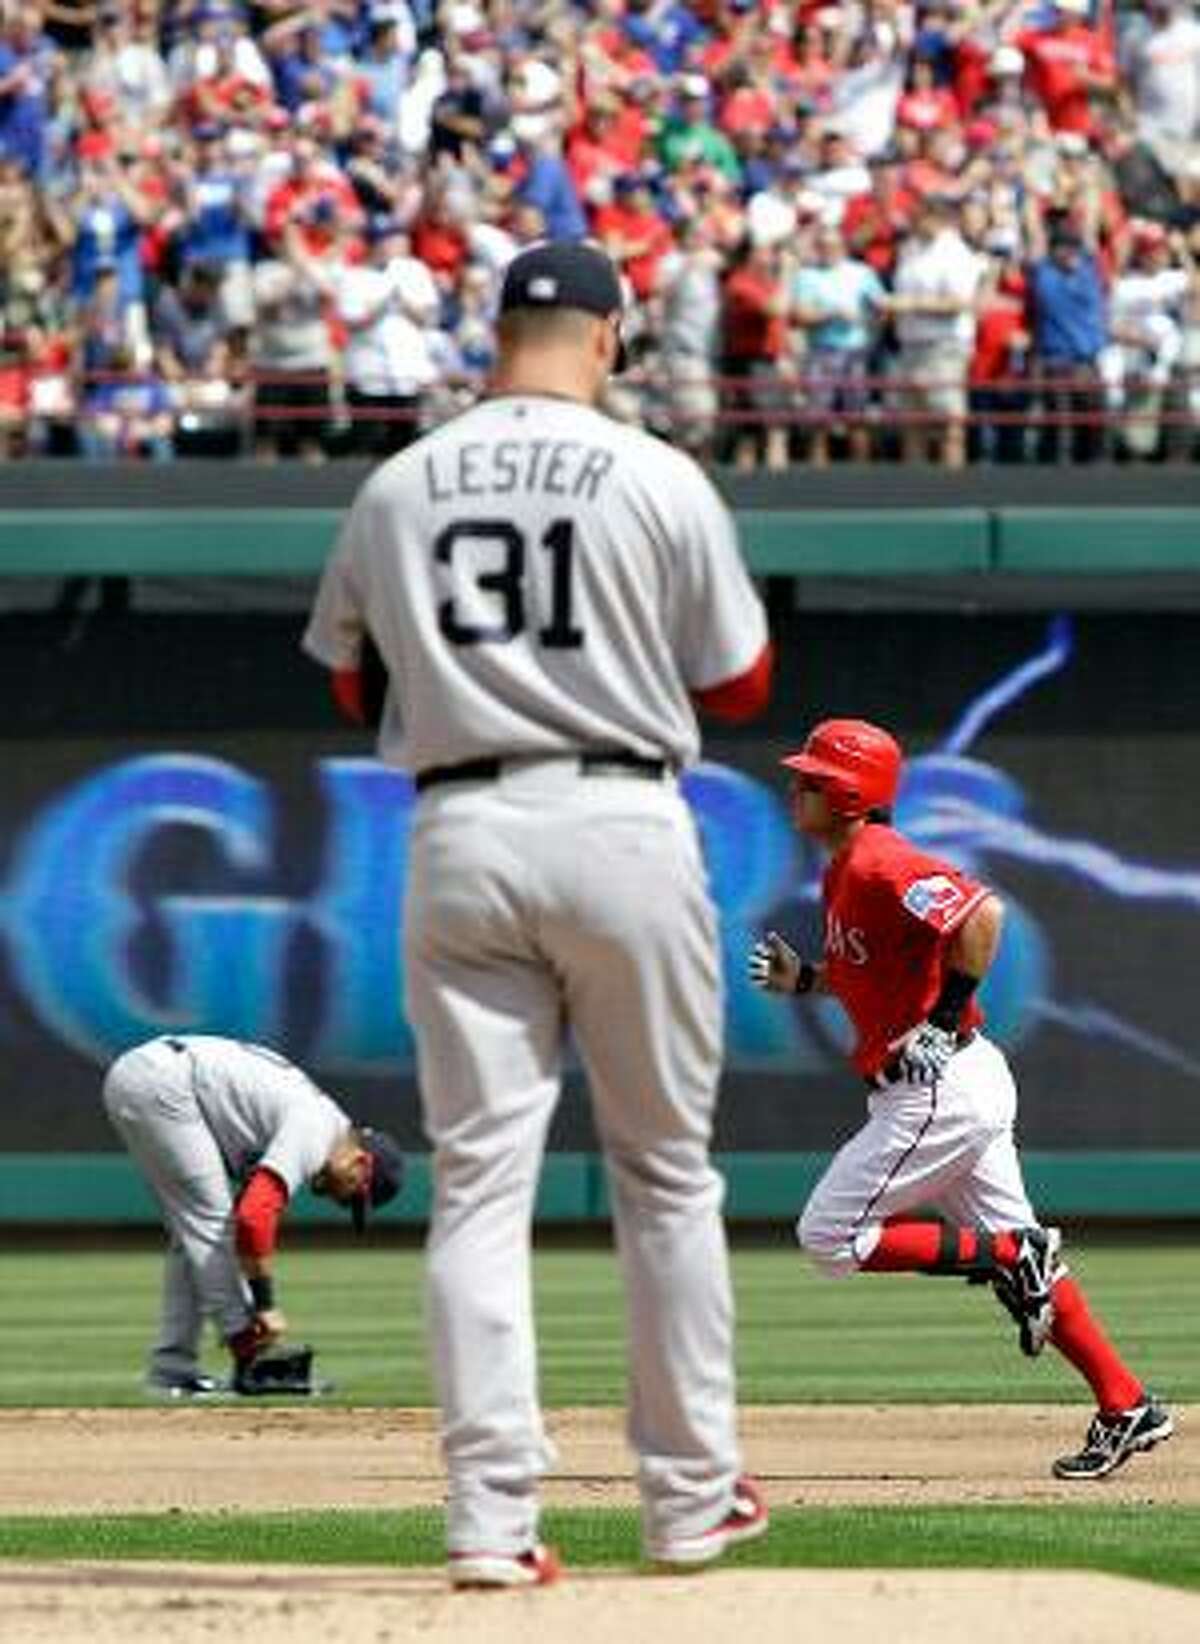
[103,1034,404,1396]
[304,240,773,1586]
[751,719,1173,1481]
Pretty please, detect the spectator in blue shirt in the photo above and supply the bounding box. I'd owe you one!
[357,2,416,121]
[622,0,708,76]
[512,134,587,241]
[1028,219,1108,462]
[0,7,55,181]
[262,15,339,114]
[79,348,175,461]
[71,164,147,308]
[177,127,255,328]
[791,225,887,465]
[69,161,154,373]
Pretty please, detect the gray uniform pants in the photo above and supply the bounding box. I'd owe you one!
[404,760,742,1558]
[102,1039,252,1381]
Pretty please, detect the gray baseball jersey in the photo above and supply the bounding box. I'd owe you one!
[302,393,767,772]
[178,1035,348,1194]
[102,1035,349,1388]
[303,391,769,1563]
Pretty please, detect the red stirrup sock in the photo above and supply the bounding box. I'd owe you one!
[859,1221,943,1270]
[1049,1275,1143,1414]
[860,1223,1021,1274]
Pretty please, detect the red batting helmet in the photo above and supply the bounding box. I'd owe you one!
[781,719,902,816]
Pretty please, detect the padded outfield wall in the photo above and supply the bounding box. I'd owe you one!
[0,464,1197,1223]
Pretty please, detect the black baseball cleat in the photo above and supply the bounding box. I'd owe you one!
[995,1225,1063,1357]
[1052,1395,1174,1481]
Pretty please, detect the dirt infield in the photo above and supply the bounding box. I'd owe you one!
[1,1406,1195,1643]
[2,1404,1194,1513]
[3,1563,1198,1644]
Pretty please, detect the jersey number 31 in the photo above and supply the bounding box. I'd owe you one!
[435,517,583,648]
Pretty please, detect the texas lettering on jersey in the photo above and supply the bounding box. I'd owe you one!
[822,826,990,1076]
[824,911,869,966]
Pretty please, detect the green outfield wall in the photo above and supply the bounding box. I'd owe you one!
[3,1153,1199,1226]
[1,506,1198,576]
[2,493,1198,1225]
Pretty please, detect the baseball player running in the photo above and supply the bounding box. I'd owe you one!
[303,240,773,1586]
[103,1034,404,1396]
[751,719,1173,1481]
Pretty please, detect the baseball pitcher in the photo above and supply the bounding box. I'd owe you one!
[103,1034,404,1396]
[303,240,773,1585]
[752,719,1173,1481]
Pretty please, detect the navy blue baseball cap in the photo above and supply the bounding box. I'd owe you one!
[499,239,628,369]
[350,1127,405,1233]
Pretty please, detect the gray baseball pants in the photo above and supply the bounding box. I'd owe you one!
[404,759,743,1559]
[102,1039,252,1382]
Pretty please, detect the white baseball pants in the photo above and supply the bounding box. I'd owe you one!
[798,1033,1037,1275]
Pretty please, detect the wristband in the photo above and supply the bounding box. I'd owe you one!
[248,1273,275,1311]
[794,961,817,996]
[929,968,980,1031]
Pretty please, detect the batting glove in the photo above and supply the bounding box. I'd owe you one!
[749,930,802,993]
[896,1020,958,1085]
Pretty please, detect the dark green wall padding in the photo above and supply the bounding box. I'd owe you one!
[2,1152,1199,1225]
[2,507,1199,577]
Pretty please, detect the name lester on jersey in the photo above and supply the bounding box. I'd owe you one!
[424,438,616,505]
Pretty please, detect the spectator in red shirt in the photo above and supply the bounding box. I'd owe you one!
[182,25,274,133]
[969,262,1031,462]
[565,90,643,200]
[896,50,961,137]
[592,170,674,301]
[74,85,119,166]
[263,132,365,254]
[786,18,836,114]
[717,35,788,138]
[409,182,472,292]
[1015,0,1117,138]
[951,27,993,121]
[841,151,916,278]
[579,1,657,98]
[901,123,969,203]
[720,236,791,472]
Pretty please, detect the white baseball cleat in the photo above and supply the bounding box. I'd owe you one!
[647,1476,770,1568]
[448,1543,562,1589]
[144,1371,230,1400]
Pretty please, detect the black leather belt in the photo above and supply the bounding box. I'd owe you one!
[415,748,670,794]
[866,1029,977,1090]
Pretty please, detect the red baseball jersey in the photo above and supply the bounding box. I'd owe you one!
[821,824,991,1078]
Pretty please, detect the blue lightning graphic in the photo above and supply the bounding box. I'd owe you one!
[900,615,1198,1074]
[940,616,1074,756]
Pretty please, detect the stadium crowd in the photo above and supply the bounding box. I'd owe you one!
[0,0,1198,466]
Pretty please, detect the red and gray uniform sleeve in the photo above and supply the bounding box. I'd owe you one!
[235,1167,289,1262]
[665,455,772,717]
[692,641,774,724]
[303,489,395,729]
[302,497,370,674]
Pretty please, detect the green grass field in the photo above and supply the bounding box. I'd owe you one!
[2,1234,1194,1407]
[1,1235,1195,1589]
